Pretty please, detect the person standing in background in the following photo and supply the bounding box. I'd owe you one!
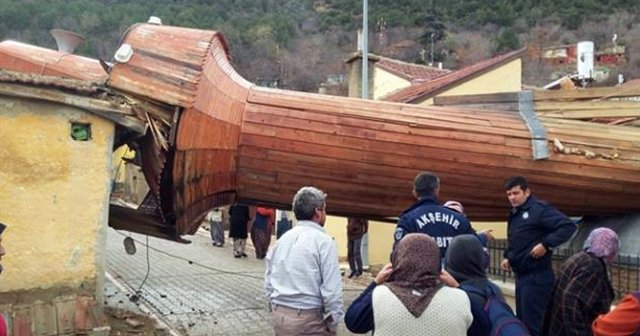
[275,210,292,239]
[229,204,250,258]
[206,207,225,247]
[501,176,576,336]
[0,223,8,336]
[251,207,275,259]
[543,228,618,336]
[346,217,368,278]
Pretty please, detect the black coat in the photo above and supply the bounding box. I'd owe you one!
[505,195,576,276]
[229,204,250,239]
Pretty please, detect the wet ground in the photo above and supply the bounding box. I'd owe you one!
[104,228,370,335]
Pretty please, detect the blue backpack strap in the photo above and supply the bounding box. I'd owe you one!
[482,283,501,297]
[459,283,490,314]
[459,283,486,298]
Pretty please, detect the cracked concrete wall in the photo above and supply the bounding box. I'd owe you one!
[0,95,112,304]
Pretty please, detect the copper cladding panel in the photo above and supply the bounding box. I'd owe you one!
[108,24,231,108]
[141,23,640,229]
[171,37,251,234]
[0,41,106,81]
[236,88,640,221]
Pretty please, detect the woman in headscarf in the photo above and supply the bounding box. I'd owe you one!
[345,233,472,336]
[229,204,250,258]
[250,206,275,259]
[542,227,619,336]
[441,234,507,336]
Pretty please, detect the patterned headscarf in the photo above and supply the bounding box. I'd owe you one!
[386,234,443,317]
[583,228,619,263]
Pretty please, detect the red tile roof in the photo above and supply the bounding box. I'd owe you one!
[345,52,450,83]
[622,79,640,87]
[375,56,450,83]
[381,47,526,103]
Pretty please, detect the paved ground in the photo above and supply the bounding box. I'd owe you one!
[104,228,370,336]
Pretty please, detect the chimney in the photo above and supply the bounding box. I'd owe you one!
[50,29,85,54]
[148,16,163,25]
[318,83,327,95]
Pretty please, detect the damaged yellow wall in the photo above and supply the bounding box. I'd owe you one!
[0,96,113,294]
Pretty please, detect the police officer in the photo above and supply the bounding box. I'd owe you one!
[500,176,576,336]
[394,172,482,261]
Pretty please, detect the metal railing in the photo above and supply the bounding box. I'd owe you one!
[488,239,640,302]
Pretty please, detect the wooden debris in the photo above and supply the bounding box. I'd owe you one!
[552,138,620,160]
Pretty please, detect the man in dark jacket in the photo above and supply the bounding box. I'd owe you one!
[394,171,481,260]
[346,217,368,278]
[501,176,576,336]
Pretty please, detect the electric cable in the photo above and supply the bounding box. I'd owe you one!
[114,230,263,280]
[112,230,365,293]
[129,235,150,302]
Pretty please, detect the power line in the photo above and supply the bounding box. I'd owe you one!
[113,230,264,280]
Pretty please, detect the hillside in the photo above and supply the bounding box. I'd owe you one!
[1,0,639,91]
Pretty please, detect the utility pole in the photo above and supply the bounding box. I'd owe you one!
[362,0,369,99]
[430,32,435,66]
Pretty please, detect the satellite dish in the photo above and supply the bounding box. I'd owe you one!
[50,29,85,53]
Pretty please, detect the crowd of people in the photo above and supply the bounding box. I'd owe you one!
[200,171,638,336]
[204,204,281,259]
[2,168,636,336]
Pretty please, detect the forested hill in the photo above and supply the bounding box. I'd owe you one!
[1,0,639,91]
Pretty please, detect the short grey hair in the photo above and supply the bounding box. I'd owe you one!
[292,186,327,221]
